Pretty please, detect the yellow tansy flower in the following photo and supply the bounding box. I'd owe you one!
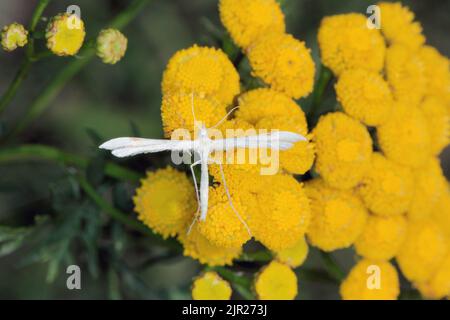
[1,22,28,52]
[431,185,450,240]
[179,225,242,266]
[254,261,297,300]
[197,186,251,249]
[219,0,285,49]
[335,69,392,126]
[192,272,232,300]
[247,32,315,99]
[304,179,368,252]
[408,158,447,221]
[419,96,450,155]
[416,253,450,300]
[133,167,196,238]
[385,44,426,107]
[318,13,385,76]
[378,2,425,50]
[340,259,400,300]
[46,13,86,56]
[96,28,128,64]
[377,103,431,168]
[355,215,407,261]
[396,219,447,283]
[275,236,309,268]
[313,112,372,190]
[161,93,226,137]
[419,45,450,99]
[162,45,240,106]
[356,152,414,217]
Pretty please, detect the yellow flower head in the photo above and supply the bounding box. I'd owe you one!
[313,112,372,190]
[408,158,447,221]
[197,186,251,249]
[431,186,450,240]
[335,69,392,126]
[162,45,240,106]
[377,103,431,168]
[133,167,196,238]
[419,96,450,155]
[378,2,425,50]
[191,272,232,300]
[1,22,28,52]
[318,13,385,76]
[254,261,297,300]
[236,88,305,125]
[219,0,285,49]
[46,13,85,56]
[304,179,368,252]
[356,152,414,217]
[256,115,315,175]
[161,93,226,137]
[419,45,450,99]
[178,225,242,266]
[96,28,127,64]
[416,253,450,300]
[251,174,311,251]
[396,219,447,283]
[385,44,426,107]
[355,215,408,261]
[247,32,315,99]
[275,236,309,268]
[340,259,400,300]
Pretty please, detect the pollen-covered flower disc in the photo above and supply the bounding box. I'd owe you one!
[396,219,447,283]
[304,179,368,252]
[356,153,414,217]
[133,167,196,238]
[378,2,425,50]
[197,186,251,249]
[416,253,450,300]
[161,93,226,137]
[317,13,385,76]
[191,272,232,300]
[162,45,240,106]
[377,103,431,168]
[275,236,309,268]
[340,259,400,300]
[335,69,392,126]
[419,96,450,155]
[385,44,426,107]
[179,225,242,266]
[355,215,407,261]
[219,0,285,49]
[313,112,372,190]
[251,174,311,251]
[254,261,298,300]
[1,22,28,52]
[247,32,315,99]
[431,186,450,240]
[408,158,447,221]
[45,13,86,56]
[419,45,450,99]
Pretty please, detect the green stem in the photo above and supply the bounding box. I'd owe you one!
[7,0,151,139]
[238,250,273,262]
[308,64,332,126]
[319,251,345,282]
[0,144,141,182]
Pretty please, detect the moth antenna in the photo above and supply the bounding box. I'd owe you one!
[211,106,239,129]
[218,163,252,237]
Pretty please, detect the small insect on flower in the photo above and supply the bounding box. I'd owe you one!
[100,93,306,234]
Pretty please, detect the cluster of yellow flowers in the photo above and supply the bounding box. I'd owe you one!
[317,2,450,300]
[133,1,449,300]
[1,14,127,64]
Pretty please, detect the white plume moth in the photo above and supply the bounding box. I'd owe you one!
[99,93,306,234]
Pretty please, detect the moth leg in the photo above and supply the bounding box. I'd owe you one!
[187,159,202,235]
[217,162,252,237]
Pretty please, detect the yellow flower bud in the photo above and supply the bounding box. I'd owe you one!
[46,13,85,56]
[1,23,28,52]
[96,28,128,64]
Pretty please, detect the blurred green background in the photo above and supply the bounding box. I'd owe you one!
[0,0,449,299]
